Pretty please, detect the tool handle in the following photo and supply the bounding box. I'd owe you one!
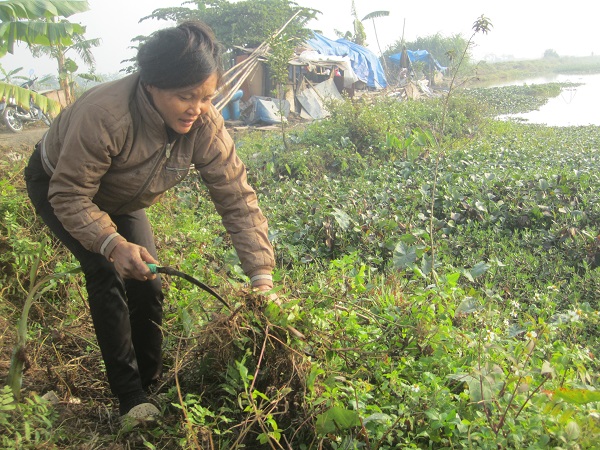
[147,263,158,274]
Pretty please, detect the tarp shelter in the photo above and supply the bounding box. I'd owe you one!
[389,49,447,73]
[305,32,387,89]
[289,50,358,88]
[226,32,388,125]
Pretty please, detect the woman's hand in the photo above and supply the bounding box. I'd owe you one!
[252,284,271,293]
[108,241,158,281]
[252,283,279,303]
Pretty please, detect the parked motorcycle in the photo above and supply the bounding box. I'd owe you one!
[2,77,52,133]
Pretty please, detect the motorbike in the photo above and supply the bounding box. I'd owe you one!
[1,77,52,133]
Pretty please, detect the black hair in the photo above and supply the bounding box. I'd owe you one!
[137,21,223,89]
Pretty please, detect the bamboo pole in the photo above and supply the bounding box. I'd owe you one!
[214,10,302,112]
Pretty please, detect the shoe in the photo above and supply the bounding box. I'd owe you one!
[120,402,160,429]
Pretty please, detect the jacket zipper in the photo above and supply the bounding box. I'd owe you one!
[113,141,173,214]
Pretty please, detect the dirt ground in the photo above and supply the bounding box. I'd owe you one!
[0,125,47,161]
[0,126,48,149]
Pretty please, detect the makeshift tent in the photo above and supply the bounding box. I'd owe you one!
[305,32,387,89]
[389,49,447,73]
[289,50,358,88]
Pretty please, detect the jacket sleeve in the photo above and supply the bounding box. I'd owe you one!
[47,105,128,258]
[194,110,275,281]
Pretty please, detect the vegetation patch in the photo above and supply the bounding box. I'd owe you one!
[463,82,577,115]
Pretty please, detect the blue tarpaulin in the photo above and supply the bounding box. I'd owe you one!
[389,50,447,73]
[306,32,387,89]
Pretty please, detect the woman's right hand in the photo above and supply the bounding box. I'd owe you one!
[108,241,158,281]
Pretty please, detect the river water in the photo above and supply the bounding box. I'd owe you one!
[492,73,600,127]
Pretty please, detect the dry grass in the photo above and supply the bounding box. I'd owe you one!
[170,292,313,448]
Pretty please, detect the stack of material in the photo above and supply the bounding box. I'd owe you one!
[213,11,301,113]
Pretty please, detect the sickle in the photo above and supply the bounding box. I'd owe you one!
[147,264,231,310]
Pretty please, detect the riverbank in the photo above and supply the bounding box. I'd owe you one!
[470,54,600,85]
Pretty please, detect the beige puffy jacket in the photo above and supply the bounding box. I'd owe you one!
[40,73,274,280]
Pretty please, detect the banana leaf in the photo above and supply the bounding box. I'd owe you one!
[0,80,62,116]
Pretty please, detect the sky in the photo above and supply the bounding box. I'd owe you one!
[1,0,598,78]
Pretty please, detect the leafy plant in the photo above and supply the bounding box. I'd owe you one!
[7,237,81,400]
[0,0,92,110]
[141,0,319,56]
[0,385,61,448]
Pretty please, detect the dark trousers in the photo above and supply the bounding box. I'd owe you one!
[24,147,164,397]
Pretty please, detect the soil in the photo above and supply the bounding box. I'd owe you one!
[0,125,47,164]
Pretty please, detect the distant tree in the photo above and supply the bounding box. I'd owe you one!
[30,27,100,104]
[362,10,389,55]
[0,62,25,83]
[385,33,470,68]
[543,48,559,59]
[334,0,374,46]
[140,0,319,55]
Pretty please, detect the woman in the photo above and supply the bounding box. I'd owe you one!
[24,21,275,423]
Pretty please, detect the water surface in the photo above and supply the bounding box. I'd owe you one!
[494,73,600,127]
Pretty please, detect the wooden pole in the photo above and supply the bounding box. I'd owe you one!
[214,11,302,111]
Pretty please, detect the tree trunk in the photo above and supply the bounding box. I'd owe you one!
[277,83,288,151]
[56,48,73,105]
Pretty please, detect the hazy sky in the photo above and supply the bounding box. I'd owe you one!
[1,0,597,77]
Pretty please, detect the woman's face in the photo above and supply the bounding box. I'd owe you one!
[145,72,218,134]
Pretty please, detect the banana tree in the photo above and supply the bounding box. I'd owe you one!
[31,28,100,105]
[362,10,390,75]
[335,3,389,52]
[0,0,89,56]
[0,0,90,113]
[362,10,389,56]
[350,0,366,46]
